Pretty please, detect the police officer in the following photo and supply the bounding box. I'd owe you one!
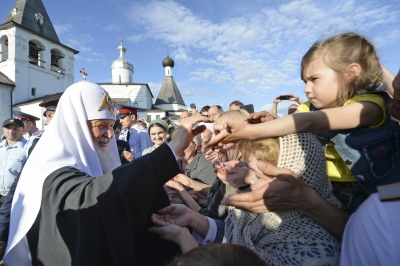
[39,95,61,125]
[0,119,37,202]
[0,118,39,258]
[14,111,43,138]
[118,106,152,159]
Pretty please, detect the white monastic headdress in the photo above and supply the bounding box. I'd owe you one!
[5,81,120,265]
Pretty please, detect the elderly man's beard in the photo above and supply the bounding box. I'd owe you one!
[94,137,120,174]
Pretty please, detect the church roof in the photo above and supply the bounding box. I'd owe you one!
[3,0,60,43]
[162,56,174,68]
[154,76,185,106]
[0,71,15,87]
[111,42,133,71]
[13,92,63,106]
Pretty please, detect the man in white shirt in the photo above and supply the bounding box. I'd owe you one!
[118,106,152,159]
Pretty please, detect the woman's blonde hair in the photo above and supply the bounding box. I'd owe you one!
[214,110,249,161]
[213,109,249,126]
[301,33,382,107]
[239,138,280,166]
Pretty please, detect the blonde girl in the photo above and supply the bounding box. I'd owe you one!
[208,33,400,213]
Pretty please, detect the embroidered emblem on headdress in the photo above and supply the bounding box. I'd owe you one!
[10,119,14,122]
[79,68,88,81]
[98,90,114,116]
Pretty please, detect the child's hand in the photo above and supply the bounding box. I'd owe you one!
[246,111,275,124]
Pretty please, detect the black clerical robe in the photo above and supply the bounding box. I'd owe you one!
[26,144,180,265]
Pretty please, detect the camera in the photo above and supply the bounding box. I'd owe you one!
[279,95,290,100]
[240,104,254,114]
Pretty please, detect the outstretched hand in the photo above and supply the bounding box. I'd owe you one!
[214,160,249,188]
[221,161,308,213]
[246,111,275,124]
[205,121,253,149]
[149,224,199,253]
[151,204,193,227]
[148,224,187,242]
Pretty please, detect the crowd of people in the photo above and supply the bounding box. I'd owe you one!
[0,32,399,265]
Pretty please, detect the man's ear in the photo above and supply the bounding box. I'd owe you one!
[345,63,361,82]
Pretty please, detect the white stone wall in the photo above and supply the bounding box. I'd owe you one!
[102,84,153,110]
[153,103,187,111]
[0,85,12,123]
[111,68,132,84]
[138,111,166,121]
[0,26,75,106]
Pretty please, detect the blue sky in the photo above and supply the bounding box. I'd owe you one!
[2,0,400,115]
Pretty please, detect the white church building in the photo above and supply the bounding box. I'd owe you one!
[100,42,187,121]
[0,0,78,127]
[0,0,187,128]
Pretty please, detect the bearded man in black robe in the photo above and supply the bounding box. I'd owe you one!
[4,81,208,265]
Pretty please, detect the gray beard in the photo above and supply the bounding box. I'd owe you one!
[94,143,120,174]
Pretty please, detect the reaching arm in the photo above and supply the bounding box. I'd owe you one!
[173,174,211,196]
[151,204,211,238]
[207,101,383,148]
[165,180,201,212]
[149,225,198,254]
[288,93,304,105]
[271,95,281,119]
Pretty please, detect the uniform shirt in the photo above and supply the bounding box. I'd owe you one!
[23,129,43,139]
[0,137,35,196]
[125,127,152,159]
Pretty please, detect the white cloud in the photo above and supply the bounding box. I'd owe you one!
[126,34,144,43]
[102,24,122,32]
[148,82,162,98]
[229,87,252,96]
[173,47,193,64]
[123,0,400,108]
[189,68,233,85]
[54,24,73,35]
[180,87,219,98]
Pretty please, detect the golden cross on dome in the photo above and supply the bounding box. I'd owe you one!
[98,90,115,116]
[79,68,88,81]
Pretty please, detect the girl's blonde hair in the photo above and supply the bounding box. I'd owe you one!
[239,138,280,166]
[214,110,249,161]
[301,33,382,107]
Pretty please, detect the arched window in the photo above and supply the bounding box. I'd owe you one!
[50,48,64,73]
[29,40,45,67]
[0,36,8,62]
